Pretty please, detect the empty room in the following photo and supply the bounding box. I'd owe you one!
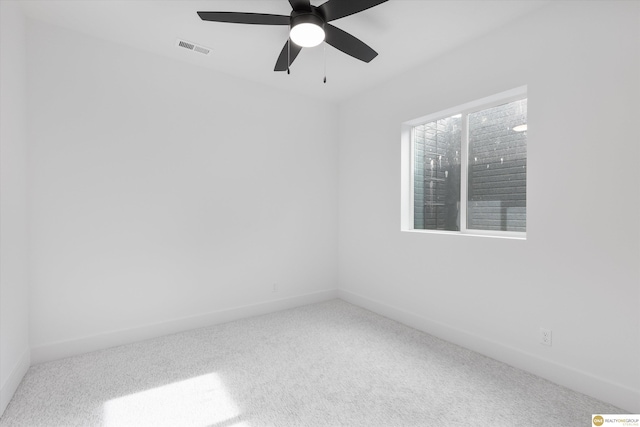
[1,0,639,426]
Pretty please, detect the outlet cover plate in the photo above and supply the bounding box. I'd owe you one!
[540,328,552,346]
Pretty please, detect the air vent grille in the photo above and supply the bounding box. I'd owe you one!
[176,39,211,56]
[193,45,210,55]
[178,40,195,50]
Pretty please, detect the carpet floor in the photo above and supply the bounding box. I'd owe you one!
[0,299,623,426]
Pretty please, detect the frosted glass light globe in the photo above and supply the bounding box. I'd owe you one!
[290,23,325,48]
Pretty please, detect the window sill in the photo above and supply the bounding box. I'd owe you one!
[401,228,526,240]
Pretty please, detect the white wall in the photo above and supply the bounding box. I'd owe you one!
[26,20,339,361]
[338,1,640,412]
[0,0,31,416]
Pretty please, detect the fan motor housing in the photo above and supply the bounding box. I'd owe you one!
[290,10,325,29]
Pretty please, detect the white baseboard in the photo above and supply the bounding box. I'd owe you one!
[31,289,339,365]
[0,348,30,417]
[338,289,640,413]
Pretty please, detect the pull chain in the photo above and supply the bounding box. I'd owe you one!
[287,38,291,75]
[323,43,327,83]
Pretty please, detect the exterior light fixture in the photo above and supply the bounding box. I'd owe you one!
[290,13,325,48]
[512,124,527,132]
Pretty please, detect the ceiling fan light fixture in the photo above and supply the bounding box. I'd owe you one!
[198,0,388,72]
[290,23,325,47]
[289,13,325,48]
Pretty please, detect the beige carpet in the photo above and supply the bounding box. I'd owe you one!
[0,299,624,426]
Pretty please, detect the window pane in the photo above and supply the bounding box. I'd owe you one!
[413,115,461,231]
[467,99,527,232]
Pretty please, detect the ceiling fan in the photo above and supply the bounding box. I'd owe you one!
[197,0,388,72]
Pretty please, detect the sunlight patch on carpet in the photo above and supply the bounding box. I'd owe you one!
[103,373,245,427]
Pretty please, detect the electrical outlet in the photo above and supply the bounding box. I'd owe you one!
[539,328,552,346]
[272,283,278,293]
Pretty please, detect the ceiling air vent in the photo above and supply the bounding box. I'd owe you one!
[176,39,211,56]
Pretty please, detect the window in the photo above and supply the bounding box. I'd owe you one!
[401,87,527,238]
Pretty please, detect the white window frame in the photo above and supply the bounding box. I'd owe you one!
[401,86,527,239]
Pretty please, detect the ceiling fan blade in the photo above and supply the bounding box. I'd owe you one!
[324,24,378,63]
[197,12,289,25]
[318,0,388,22]
[288,0,311,11]
[274,40,303,71]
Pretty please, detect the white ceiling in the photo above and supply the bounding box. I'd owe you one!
[19,0,550,103]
